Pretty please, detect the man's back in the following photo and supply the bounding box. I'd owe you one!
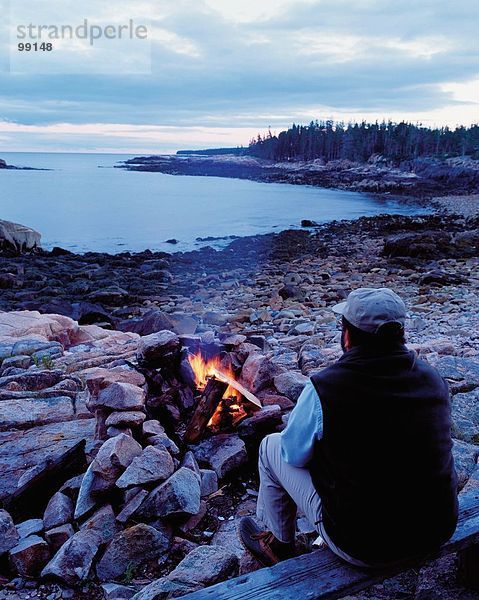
[310,343,458,565]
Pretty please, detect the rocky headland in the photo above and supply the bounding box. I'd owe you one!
[0,159,42,171]
[118,153,479,197]
[1,203,479,599]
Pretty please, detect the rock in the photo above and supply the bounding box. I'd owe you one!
[237,405,283,439]
[178,500,207,533]
[451,389,479,443]
[80,504,119,544]
[0,396,75,432]
[117,489,149,524]
[131,578,201,600]
[148,433,180,456]
[90,433,143,494]
[88,286,129,304]
[262,393,295,410]
[83,366,145,400]
[102,583,137,599]
[74,464,98,520]
[0,219,41,253]
[41,530,101,586]
[452,439,479,489]
[0,354,31,372]
[432,356,479,389]
[120,309,174,336]
[200,469,218,497]
[169,544,239,586]
[9,535,50,576]
[96,524,171,582]
[0,509,19,555]
[44,523,75,552]
[181,451,201,480]
[169,313,199,335]
[0,419,95,501]
[43,492,74,531]
[116,446,175,489]
[60,474,84,498]
[274,371,309,401]
[105,411,146,428]
[16,518,43,540]
[419,270,466,286]
[279,285,305,300]
[74,434,142,518]
[383,230,451,259]
[130,545,238,599]
[142,419,165,437]
[136,467,201,519]
[239,353,282,394]
[191,434,248,479]
[203,311,231,326]
[0,311,78,346]
[90,382,146,412]
[137,331,180,366]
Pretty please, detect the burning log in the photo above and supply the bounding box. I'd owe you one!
[212,368,262,408]
[184,378,228,444]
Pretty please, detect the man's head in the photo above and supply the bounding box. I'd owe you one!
[332,288,406,352]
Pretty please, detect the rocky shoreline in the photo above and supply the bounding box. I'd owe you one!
[118,153,479,197]
[2,204,479,599]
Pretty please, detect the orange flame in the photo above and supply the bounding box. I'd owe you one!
[187,352,241,401]
[187,351,246,429]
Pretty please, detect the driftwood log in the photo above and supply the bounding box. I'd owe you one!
[184,378,227,444]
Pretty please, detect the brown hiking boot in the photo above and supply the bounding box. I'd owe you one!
[238,517,295,567]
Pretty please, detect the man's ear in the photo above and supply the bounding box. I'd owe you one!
[343,327,351,351]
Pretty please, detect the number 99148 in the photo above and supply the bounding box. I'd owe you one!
[18,42,53,51]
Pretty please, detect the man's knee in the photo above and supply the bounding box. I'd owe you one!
[259,432,282,469]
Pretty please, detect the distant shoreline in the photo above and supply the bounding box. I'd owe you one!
[118,153,479,198]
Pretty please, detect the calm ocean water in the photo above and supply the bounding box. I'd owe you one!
[0,152,426,254]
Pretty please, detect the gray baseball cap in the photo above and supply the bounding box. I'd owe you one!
[332,288,406,334]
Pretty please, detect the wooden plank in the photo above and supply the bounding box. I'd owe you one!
[212,369,262,408]
[177,494,479,600]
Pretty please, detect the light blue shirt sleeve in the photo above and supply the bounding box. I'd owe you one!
[280,380,323,467]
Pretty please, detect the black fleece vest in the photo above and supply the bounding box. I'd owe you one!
[310,344,458,565]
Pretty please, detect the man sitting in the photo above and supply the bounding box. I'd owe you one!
[239,288,458,567]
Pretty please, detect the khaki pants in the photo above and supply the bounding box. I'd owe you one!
[256,432,369,567]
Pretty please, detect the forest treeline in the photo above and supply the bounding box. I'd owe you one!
[248,121,479,163]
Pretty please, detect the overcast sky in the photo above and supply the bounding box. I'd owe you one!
[0,0,478,153]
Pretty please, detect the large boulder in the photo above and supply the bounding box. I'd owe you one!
[0,509,19,555]
[41,530,101,586]
[239,353,282,394]
[116,446,175,489]
[136,331,180,366]
[131,545,238,599]
[96,524,171,582]
[0,311,78,346]
[169,545,239,587]
[0,219,41,253]
[0,396,75,431]
[136,467,201,519]
[9,535,50,576]
[89,382,146,412]
[274,371,309,401]
[74,434,142,518]
[43,492,74,530]
[190,434,248,479]
[383,230,451,259]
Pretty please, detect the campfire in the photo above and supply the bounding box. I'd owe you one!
[184,350,261,442]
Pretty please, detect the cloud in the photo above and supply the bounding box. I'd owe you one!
[0,0,478,151]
